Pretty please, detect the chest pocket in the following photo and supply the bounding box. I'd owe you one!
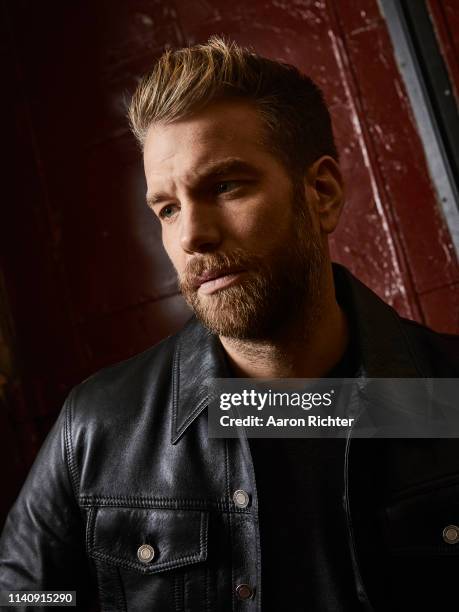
[87,506,209,612]
[384,480,459,555]
[379,480,459,611]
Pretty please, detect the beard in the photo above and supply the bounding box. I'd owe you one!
[178,181,325,340]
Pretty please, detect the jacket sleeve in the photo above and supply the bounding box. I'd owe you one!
[0,391,96,609]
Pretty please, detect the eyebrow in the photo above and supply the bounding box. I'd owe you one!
[146,158,260,207]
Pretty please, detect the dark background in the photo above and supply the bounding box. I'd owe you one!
[3,0,459,526]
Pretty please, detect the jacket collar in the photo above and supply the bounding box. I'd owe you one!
[171,263,425,444]
[171,319,230,444]
[332,264,425,378]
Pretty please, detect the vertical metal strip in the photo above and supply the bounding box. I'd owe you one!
[378,0,459,258]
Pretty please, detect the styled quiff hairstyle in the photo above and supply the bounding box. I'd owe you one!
[129,36,338,174]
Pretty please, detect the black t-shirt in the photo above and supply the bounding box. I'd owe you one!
[248,337,362,611]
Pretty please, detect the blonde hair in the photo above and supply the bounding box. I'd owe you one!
[129,36,337,173]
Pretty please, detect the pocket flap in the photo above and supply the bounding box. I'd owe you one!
[385,481,459,555]
[87,507,208,574]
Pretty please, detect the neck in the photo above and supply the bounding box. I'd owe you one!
[219,266,349,378]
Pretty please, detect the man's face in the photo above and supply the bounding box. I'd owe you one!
[143,99,325,339]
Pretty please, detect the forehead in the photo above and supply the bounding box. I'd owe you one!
[143,99,275,184]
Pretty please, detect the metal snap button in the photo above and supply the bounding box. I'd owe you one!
[137,543,155,563]
[236,583,254,600]
[233,489,250,508]
[443,525,459,544]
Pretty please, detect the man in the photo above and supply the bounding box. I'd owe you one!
[1,36,459,611]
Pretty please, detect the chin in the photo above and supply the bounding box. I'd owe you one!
[192,305,273,340]
[184,278,284,339]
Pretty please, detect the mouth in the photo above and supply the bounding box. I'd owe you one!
[194,268,246,295]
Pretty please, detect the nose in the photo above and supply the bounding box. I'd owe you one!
[179,201,221,254]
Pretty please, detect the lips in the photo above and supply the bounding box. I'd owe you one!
[193,267,244,289]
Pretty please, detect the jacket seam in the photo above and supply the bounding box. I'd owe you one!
[86,507,95,554]
[78,495,250,513]
[64,390,81,499]
[225,439,236,612]
[172,343,180,443]
[90,548,206,574]
[173,569,185,611]
[200,510,208,564]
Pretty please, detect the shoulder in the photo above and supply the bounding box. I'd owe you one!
[73,333,176,401]
[68,319,193,425]
[399,317,459,376]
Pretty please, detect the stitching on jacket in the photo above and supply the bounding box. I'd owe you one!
[225,439,236,612]
[173,569,185,611]
[85,507,95,555]
[200,510,208,561]
[172,343,180,442]
[90,549,205,574]
[78,495,251,513]
[64,391,80,499]
[91,505,97,553]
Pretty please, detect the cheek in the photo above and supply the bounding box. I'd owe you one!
[229,196,291,242]
[252,204,292,243]
[162,235,185,274]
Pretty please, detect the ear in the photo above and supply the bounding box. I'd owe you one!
[305,156,344,234]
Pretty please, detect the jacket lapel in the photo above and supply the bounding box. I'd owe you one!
[171,317,230,444]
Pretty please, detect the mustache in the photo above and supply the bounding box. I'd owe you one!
[179,249,261,291]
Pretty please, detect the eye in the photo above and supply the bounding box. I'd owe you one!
[158,204,178,221]
[215,181,239,195]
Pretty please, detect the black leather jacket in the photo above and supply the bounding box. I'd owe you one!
[1,265,459,611]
